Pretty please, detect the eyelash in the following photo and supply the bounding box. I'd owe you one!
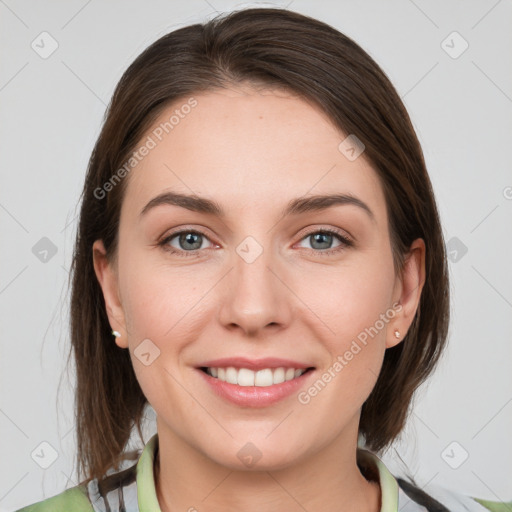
[158,227,354,258]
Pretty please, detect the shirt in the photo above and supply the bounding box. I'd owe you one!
[15,433,510,512]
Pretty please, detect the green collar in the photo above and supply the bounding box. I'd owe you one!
[135,434,161,511]
[135,434,399,511]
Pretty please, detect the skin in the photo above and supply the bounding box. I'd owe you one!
[93,84,425,512]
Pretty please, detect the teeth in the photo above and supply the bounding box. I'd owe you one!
[205,366,307,386]
[238,368,254,386]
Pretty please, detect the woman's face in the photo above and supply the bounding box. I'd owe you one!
[94,85,424,470]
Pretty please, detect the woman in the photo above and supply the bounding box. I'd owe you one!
[16,7,509,512]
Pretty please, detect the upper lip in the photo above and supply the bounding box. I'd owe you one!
[197,357,314,371]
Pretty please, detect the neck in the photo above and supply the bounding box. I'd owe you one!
[154,423,381,512]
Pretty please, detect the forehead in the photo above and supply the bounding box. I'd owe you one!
[121,86,386,223]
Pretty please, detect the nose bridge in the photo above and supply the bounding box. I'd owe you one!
[219,232,289,334]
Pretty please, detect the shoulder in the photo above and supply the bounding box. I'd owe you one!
[14,485,94,512]
[15,434,157,512]
[397,477,512,512]
[472,497,512,512]
[14,461,139,512]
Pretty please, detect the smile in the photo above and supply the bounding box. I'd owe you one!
[201,366,311,387]
[197,364,316,407]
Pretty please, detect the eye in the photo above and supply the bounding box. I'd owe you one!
[295,228,353,256]
[158,227,353,258]
[158,229,215,257]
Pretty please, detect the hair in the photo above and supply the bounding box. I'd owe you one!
[68,6,450,492]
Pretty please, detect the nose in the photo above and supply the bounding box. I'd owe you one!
[218,243,292,337]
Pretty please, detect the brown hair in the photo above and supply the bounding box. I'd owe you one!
[68,7,449,485]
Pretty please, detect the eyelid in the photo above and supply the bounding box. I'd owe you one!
[297,225,354,244]
[292,226,354,256]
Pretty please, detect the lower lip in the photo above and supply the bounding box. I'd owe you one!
[196,368,315,407]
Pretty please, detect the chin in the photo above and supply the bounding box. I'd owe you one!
[203,436,310,472]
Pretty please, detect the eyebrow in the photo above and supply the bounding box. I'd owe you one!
[139,191,375,222]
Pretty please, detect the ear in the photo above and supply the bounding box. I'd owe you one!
[92,239,128,349]
[387,238,426,349]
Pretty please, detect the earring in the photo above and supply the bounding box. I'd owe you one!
[394,329,401,339]
[112,330,121,338]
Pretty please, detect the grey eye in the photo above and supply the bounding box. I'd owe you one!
[165,231,211,251]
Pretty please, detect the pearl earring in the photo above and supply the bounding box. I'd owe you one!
[394,329,400,339]
[112,330,121,338]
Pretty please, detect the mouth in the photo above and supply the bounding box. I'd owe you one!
[199,366,315,387]
[195,357,317,407]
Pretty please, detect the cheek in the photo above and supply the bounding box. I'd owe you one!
[118,246,200,338]
[299,259,394,341]
[117,256,203,411]
[295,258,394,397]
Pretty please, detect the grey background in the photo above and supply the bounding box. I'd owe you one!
[1,0,511,510]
